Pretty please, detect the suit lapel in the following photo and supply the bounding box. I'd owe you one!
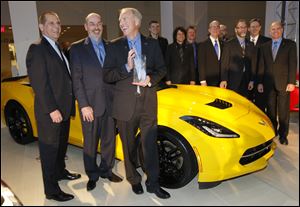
[84,37,101,67]
[207,39,218,60]
[141,35,148,57]
[274,39,286,61]
[42,37,71,78]
[233,38,243,56]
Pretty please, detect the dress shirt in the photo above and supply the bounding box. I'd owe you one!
[43,35,70,74]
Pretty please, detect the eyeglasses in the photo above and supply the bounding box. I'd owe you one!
[236,26,247,29]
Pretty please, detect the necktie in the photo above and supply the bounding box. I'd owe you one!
[214,40,219,60]
[55,42,70,74]
[178,45,184,63]
[241,41,245,57]
[251,38,255,46]
[98,44,105,67]
[193,43,197,66]
[272,41,278,61]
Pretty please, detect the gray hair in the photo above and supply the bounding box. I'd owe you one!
[209,20,220,28]
[120,7,142,26]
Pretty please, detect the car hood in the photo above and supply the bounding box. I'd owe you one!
[157,85,251,122]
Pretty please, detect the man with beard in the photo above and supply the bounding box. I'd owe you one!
[70,13,122,192]
[220,19,257,98]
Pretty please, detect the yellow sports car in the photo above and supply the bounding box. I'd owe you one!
[1,76,276,189]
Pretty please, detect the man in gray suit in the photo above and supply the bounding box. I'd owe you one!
[70,13,122,192]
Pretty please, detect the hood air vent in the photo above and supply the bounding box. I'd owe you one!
[206,98,232,109]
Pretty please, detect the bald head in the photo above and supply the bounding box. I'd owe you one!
[269,21,283,40]
[85,13,102,23]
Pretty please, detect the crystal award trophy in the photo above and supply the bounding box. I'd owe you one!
[133,54,146,94]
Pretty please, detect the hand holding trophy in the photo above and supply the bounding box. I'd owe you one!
[132,54,148,94]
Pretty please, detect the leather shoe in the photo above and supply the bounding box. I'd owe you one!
[131,183,144,194]
[87,180,96,191]
[59,171,81,181]
[46,191,74,202]
[147,187,170,199]
[279,137,288,145]
[100,172,123,183]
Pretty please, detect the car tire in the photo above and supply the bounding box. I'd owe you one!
[139,127,198,189]
[4,101,35,145]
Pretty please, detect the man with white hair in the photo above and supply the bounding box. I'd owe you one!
[103,8,170,199]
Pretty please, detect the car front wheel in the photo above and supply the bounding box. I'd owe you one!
[139,127,198,189]
[4,101,35,145]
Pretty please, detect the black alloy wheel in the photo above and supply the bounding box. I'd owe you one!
[139,127,198,189]
[4,101,35,144]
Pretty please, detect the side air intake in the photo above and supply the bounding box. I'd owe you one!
[206,98,232,109]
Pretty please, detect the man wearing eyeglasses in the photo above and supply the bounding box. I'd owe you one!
[70,13,123,192]
[220,19,257,99]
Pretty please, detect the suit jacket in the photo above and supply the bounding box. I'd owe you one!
[103,35,166,121]
[258,38,297,92]
[221,37,257,91]
[256,35,272,47]
[165,42,195,84]
[250,35,271,82]
[26,37,74,121]
[157,36,168,59]
[70,37,114,117]
[198,38,223,86]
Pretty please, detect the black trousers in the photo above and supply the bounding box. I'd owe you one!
[81,111,116,181]
[36,117,70,196]
[254,88,267,113]
[117,94,160,191]
[266,88,290,138]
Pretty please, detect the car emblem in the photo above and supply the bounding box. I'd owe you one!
[259,120,266,125]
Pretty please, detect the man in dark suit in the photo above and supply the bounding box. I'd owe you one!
[148,20,168,59]
[69,13,122,192]
[165,27,195,85]
[220,19,257,98]
[26,11,80,202]
[198,20,222,86]
[248,18,271,112]
[103,8,170,199]
[257,21,297,145]
[186,25,200,84]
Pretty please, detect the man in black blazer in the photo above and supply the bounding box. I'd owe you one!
[26,11,80,202]
[248,18,271,112]
[70,13,122,192]
[220,19,257,98]
[103,8,170,199]
[148,20,168,59]
[187,25,200,84]
[165,27,195,85]
[257,21,297,145]
[198,20,222,86]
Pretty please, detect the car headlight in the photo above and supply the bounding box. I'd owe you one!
[180,116,240,138]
